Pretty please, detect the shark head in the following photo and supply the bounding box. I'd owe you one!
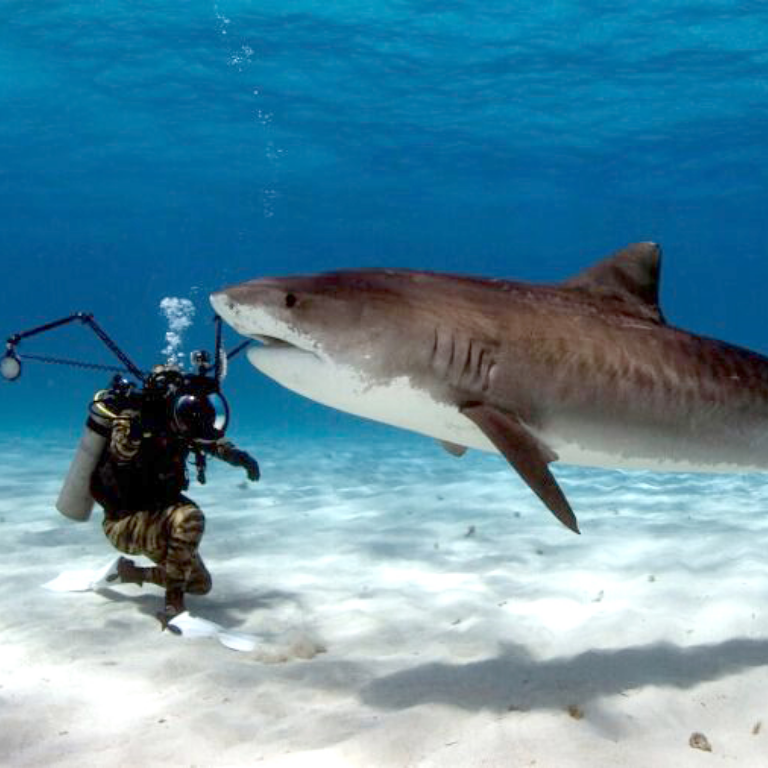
[211,271,424,368]
[210,271,463,433]
[211,274,360,356]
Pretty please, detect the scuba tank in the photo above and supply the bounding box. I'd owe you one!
[56,393,114,522]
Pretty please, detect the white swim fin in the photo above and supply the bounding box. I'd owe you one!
[42,557,121,592]
[168,611,258,652]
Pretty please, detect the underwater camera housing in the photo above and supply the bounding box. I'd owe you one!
[141,360,231,444]
[3,311,251,521]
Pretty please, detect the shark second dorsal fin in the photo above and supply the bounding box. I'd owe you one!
[563,242,665,323]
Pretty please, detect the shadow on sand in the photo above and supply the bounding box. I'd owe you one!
[361,637,768,713]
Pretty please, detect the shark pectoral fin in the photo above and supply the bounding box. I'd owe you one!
[438,439,468,457]
[460,404,580,534]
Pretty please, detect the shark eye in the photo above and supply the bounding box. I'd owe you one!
[285,293,298,308]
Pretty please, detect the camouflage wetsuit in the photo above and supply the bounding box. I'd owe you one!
[90,396,258,619]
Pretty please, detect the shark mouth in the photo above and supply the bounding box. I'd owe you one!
[248,333,321,363]
[210,288,315,354]
[252,334,295,349]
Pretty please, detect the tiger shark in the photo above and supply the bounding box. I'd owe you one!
[210,243,768,533]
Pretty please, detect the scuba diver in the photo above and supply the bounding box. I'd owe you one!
[2,311,259,631]
[91,363,259,628]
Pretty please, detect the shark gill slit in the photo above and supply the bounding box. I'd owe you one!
[460,337,474,386]
[477,346,487,390]
[471,340,485,390]
[448,332,456,373]
[483,356,497,392]
[456,335,472,389]
[430,327,449,379]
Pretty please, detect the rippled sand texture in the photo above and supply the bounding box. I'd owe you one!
[1,433,768,767]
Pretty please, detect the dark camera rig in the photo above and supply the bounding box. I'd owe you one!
[2,311,251,384]
[2,311,253,484]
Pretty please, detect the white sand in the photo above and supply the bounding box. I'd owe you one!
[1,431,768,766]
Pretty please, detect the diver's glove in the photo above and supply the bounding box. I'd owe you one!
[217,442,260,481]
[236,451,260,482]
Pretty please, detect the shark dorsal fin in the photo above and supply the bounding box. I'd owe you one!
[563,242,665,323]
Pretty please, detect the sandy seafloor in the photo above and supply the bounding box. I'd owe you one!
[2,430,768,767]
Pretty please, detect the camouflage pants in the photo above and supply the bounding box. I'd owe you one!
[102,496,212,595]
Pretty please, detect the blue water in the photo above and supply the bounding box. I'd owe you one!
[2,1,768,439]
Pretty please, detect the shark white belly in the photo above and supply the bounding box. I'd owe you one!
[248,345,766,476]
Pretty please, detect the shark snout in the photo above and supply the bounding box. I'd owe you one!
[209,288,234,317]
[210,278,300,342]
[211,280,268,318]
[210,282,266,337]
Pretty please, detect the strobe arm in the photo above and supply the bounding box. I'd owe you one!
[3,312,144,382]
